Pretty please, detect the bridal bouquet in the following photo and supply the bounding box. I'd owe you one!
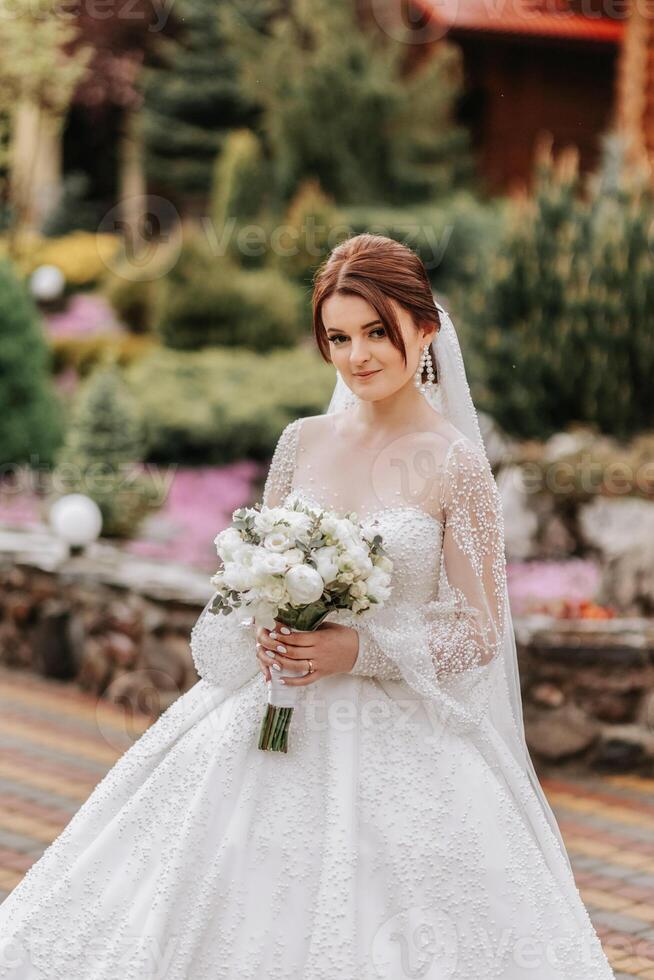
[208,499,393,752]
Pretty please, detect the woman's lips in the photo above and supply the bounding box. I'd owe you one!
[354,370,381,379]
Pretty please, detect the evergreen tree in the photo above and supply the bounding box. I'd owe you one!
[55,361,159,537]
[0,259,63,467]
[208,128,272,268]
[219,0,471,206]
[461,134,654,440]
[141,0,275,195]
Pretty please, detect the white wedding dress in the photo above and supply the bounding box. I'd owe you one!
[0,416,614,980]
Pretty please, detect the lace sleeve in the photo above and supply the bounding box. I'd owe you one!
[190,419,302,688]
[426,435,506,676]
[346,615,404,680]
[190,596,259,690]
[348,436,507,731]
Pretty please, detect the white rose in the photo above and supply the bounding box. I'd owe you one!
[320,516,359,548]
[313,545,340,584]
[249,600,277,631]
[366,566,393,603]
[285,511,314,537]
[285,565,324,604]
[259,578,288,605]
[283,547,305,566]
[340,544,373,577]
[222,561,255,591]
[214,527,245,562]
[251,550,289,577]
[253,508,284,535]
[263,529,295,553]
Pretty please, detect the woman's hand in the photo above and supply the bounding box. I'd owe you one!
[254,620,360,685]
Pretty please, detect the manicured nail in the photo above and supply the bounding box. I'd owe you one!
[279,679,286,684]
[272,663,281,671]
[280,626,291,635]
[267,650,276,658]
[276,644,287,653]
[270,631,277,639]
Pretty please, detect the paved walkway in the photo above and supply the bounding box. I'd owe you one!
[1,666,654,977]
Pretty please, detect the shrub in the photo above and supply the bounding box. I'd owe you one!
[272,178,347,283]
[124,345,335,463]
[209,128,271,269]
[0,258,63,466]
[100,236,181,334]
[154,244,304,351]
[53,361,161,537]
[461,135,654,440]
[50,334,157,377]
[340,192,506,293]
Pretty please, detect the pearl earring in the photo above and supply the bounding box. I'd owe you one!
[413,343,436,393]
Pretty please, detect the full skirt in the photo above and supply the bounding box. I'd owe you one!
[0,670,615,980]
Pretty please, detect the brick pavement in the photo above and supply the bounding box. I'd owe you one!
[1,665,654,976]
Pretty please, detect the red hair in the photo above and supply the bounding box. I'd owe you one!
[312,233,441,381]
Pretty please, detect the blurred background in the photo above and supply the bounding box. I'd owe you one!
[1,0,654,766]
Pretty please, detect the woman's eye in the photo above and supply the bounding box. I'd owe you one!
[328,329,386,345]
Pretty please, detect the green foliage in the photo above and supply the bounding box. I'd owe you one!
[102,274,161,334]
[0,258,63,466]
[124,345,335,464]
[221,0,471,206]
[154,232,304,351]
[272,178,347,286]
[100,237,180,334]
[461,135,654,440]
[54,361,161,537]
[209,128,271,268]
[50,334,156,377]
[341,192,507,293]
[141,0,273,194]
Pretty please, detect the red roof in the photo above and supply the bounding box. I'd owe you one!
[410,0,624,43]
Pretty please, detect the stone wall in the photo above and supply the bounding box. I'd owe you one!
[0,526,212,716]
[517,616,654,773]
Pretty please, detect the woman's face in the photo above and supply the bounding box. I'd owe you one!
[321,292,436,401]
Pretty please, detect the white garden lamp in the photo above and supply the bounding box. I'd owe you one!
[49,494,103,554]
[30,265,65,302]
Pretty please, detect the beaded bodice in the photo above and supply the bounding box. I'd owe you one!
[260,413,510,713]
[283,486,444,608]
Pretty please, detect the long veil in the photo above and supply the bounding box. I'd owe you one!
[326,300,572,870]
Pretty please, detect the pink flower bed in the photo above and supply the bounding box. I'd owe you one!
[44,293,125,339]
[125,461,264,570]
[0,488,43,527]
[0,461,266,571]
[506,559,601,616]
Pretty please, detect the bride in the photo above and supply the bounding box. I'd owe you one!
[0,233,614,979]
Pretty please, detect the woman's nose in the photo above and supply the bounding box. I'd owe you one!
[350,341,371,365]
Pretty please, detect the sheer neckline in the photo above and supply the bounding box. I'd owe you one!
[283,487,445,535]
